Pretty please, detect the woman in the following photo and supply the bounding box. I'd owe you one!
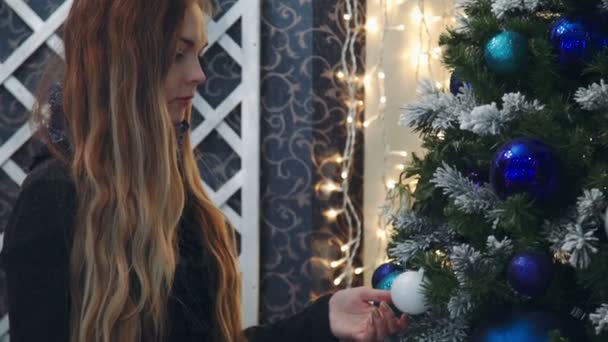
[0,0,409,341]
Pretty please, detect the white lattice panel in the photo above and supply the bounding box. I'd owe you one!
[0,0,261,336]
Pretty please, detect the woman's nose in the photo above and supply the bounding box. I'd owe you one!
[190,60,207,86]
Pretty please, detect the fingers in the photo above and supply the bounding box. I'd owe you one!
[379,302,400,334]
[398,313,410,331]
[358,287,392,304]
[364,314,375,342]
[372,307,389,340]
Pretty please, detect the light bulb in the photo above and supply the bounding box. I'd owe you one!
[325,208,342,220]
[333,273,346,286]
[331,258,347,268]
[366,17,379,33]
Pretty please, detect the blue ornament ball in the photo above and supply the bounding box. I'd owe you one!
[376,271,401,291]
[372,262,403,290]
[472,308,587,342]
[549,16,606,68]
[484,31,528,74]
[507,252,554,298]
[490,138,560,201]
[449,73,472,95]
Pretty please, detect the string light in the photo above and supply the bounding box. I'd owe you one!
[316,180,343,195]
[324,208,342,220]
[328,0,453,288]
[366,17,379,33]
[324,0,366,289]
[362,0,454,287]
[331,257,348,268]
[333,272,347,286]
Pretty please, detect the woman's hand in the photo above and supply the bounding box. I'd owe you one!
[328,287,409,342]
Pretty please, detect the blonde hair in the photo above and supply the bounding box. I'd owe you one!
[32,0,244,341]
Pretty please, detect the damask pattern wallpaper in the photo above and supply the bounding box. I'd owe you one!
[259,0,365,323]
[0,0,365,328]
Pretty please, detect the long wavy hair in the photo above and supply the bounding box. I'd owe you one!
[30,0,244,341]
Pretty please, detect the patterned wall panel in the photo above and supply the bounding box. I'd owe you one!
[0,0,261,338]
[259,0,365,324]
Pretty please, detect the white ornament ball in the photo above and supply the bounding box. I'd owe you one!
[390,268,428,315]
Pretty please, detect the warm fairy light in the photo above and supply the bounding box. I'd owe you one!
[331,257,347,268]
[437,131,445,140]
[389,24,406,31]
[435,81,443,89]
[386,179,397,189]
[336,70,345,79]
[388,150,408,157]
[364,115,378,128]
[325,208,342,220]
[380,96,387,104]
[317,180,342,195]
[357,100,365,107]
[366,17,379,33]
[354,267,364,275]
[347,116,354,124]
[377,229,387,239]
[378,71,386,79]
[395,164,406,171]
[341,171,349,179]
[343,13,352,21]
[334,273,347,286]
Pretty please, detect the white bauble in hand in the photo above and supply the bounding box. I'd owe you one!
[390,268,428,315]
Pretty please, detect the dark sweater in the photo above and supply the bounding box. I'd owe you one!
[0,147,338,342]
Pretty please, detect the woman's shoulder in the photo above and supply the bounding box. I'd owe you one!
[1,154,77,263]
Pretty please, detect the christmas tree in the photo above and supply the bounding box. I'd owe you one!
[374,0,608,340]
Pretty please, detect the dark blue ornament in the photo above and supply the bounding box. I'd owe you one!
[372,262,403,289]
[507,252,554,298]
[550,16,608,68]
[490,139,560,201]
[467,168,489,186]
[550,17,587,46]
[472,308,587,342]
[449,73,472,95]
[485,31,528,74]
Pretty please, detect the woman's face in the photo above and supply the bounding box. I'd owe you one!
[164,3,209,123]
